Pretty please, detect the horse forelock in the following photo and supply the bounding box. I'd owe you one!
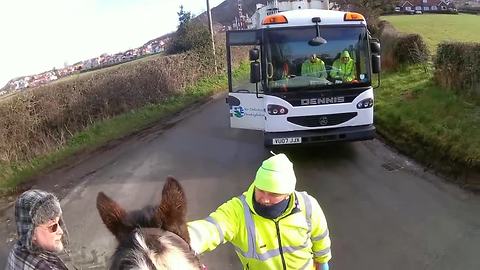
[110,230,156,270]
[152,235,201,270]
[111,229,200,270]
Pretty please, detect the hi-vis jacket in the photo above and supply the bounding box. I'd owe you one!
[188,184,331,270]
[330,58,356,82]
[301,58,327,79]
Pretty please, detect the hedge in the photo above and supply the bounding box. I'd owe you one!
[434,42,480,97]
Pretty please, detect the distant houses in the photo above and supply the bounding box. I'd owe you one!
[395,0,457,13]
[5,70,58,91]
[1,37,170,95]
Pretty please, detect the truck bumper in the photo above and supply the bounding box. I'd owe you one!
[264,124,376,146]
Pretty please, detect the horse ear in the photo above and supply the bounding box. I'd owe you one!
[155,176,190,243]
[96,192,129,241]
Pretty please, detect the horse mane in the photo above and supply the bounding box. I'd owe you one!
[96,176,200,270]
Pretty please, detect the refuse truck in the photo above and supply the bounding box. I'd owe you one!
[225,0,381,146]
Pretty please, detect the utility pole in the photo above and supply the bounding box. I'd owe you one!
[206,0,218,73]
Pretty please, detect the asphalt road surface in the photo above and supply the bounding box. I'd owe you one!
[1,94,479,270]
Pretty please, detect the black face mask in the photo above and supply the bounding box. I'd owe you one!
[252,192,290,219]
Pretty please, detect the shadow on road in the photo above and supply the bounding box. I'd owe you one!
[269,143,358,165]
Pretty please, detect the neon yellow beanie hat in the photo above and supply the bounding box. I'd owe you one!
[254,154,296,194]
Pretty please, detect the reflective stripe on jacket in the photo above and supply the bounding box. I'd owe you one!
[188,184,331,270]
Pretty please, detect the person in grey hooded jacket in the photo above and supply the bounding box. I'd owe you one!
[6,189,69,270]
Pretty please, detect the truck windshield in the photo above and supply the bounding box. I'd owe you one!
[264,26,370,93]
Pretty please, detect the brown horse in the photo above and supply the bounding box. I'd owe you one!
[96,176,203,270]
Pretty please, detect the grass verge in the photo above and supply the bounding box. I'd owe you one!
[376,64,480,187]
[0,63,250,194]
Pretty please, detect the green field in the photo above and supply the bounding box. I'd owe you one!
[376,66,480,177]
[376,13,480,185]
[381,14,480,53]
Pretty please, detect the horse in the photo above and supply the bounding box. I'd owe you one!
[96,176,203,270]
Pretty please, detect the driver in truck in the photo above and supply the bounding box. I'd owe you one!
[301,53,327,79]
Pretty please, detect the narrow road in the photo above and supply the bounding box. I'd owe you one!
[1,94,479,269]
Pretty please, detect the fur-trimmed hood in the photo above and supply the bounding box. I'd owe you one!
[14,189,69,252]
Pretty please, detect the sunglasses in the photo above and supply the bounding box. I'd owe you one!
[44,222,60,233]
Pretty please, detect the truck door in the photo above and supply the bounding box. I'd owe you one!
[226,30,265,131]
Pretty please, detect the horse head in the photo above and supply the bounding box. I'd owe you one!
[96,176,202,270]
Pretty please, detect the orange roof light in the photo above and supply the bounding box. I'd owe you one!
[262,15,288,25]
[344,12,365,21]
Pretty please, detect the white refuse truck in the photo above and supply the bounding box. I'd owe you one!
[225,0,381,146]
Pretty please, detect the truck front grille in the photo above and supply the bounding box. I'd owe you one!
[287,112,357,127]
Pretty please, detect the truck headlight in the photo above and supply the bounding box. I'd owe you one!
[356,98,374,109]
[267,104,289,115]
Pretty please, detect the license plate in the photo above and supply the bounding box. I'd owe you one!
[272,137,302,145]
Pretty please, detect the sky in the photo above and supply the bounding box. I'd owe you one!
[0,0,224,88]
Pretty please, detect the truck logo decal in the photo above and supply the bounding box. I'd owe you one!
[233,106,246,118]
[318,116,328,126]
[300,97,345,105]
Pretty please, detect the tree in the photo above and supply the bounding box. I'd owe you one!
[339,0,396,26]
[177,5,192,28]
[166,6,211,54]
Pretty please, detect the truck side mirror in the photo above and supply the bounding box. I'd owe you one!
[249,49,259,61]
[372,54,381,74]
[250,62,261,83]
[370,41,381,54]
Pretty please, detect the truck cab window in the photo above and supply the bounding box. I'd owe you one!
[264,26,370,93]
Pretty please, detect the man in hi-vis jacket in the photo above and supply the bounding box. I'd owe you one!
[330,50,356,82]
[188,154,332,270]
